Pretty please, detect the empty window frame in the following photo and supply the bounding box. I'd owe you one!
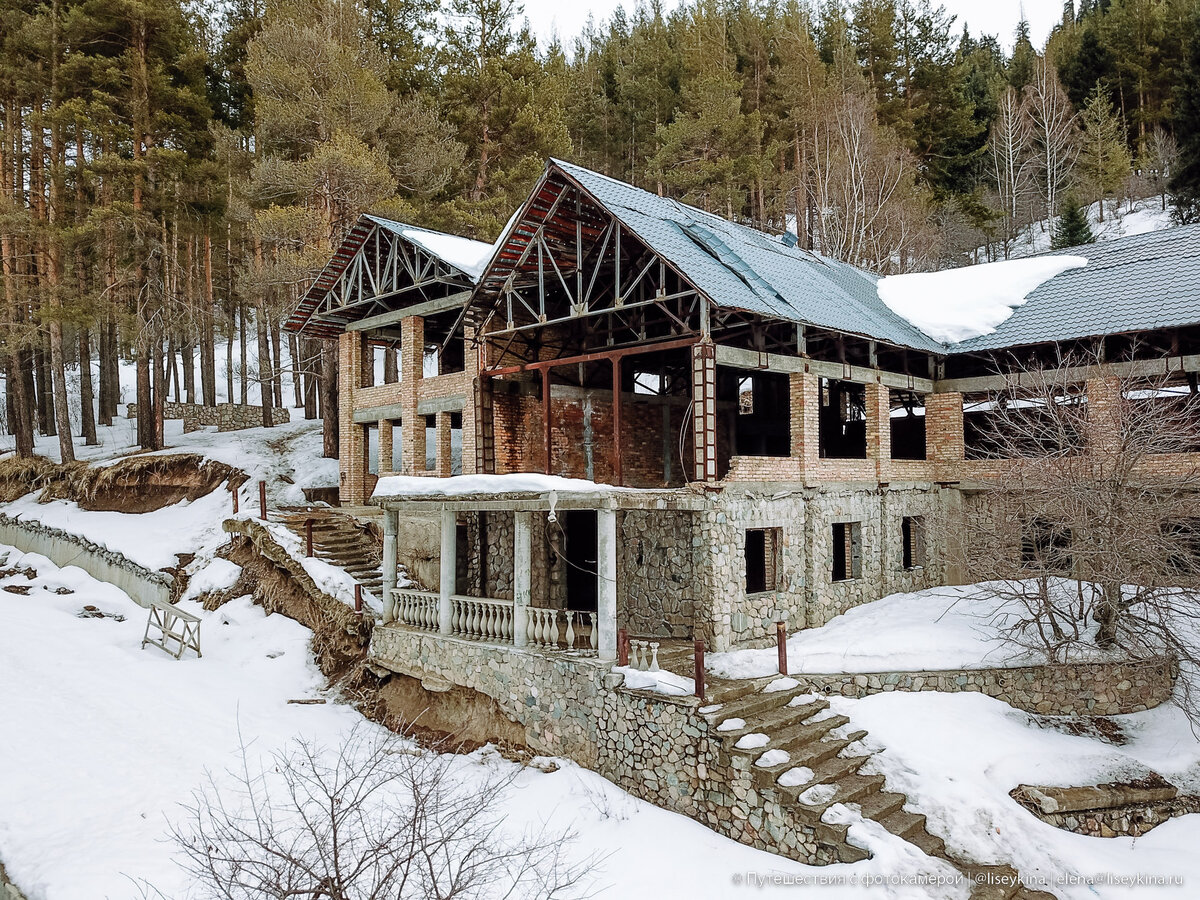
[819,378,867,459]
[890,390,926,460]
[738,376,754,415]
[363,423,380,475]
[831,521,862,582]
[745,527,781,594]
[1021,518,1072,572]
[901,516,926,569]
[424,414,437,471]
[1163,519,1200,576]
[450,411,464,476]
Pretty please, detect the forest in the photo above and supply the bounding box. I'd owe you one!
[2,0,1199,464]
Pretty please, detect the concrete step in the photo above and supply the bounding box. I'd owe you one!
[773,753,868,801]
[830,773,886,805]
[854,789,906,821]
[713,699,828,740]
[708,685,822,724]
[877,808,928,842]
[765,715,851,756]
[786,735,863,769]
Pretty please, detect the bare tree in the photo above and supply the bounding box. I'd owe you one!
[963,352,1200,716]
[157,726,594,900]
[1143,127,1179,212]
[989,87,1035,259]
[1026,59,1078,232]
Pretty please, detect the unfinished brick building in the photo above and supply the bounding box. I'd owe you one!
[288,159,1200,655]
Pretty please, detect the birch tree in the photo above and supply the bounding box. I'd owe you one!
[1026,57,1078,230]
[989,87,1034,258]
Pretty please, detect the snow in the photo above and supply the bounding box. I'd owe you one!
[834,689,1200,898]
[799,783,839,806]
[779,766,814,788]
[373,472,625,499]
[735,732,770,750]
[0,545,955,900]
[614,665,695,696]
[1001,196,1177,258]
[716,717,746,732]
[756,749,791,768]
[878,256,1087,343]
[180,556,241,603]
[707,585,1102,681]
[764,676,800,692]
[401,228,494,281]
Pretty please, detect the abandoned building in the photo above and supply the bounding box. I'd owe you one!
[288,160,1200,657]
[284,159,1200,867]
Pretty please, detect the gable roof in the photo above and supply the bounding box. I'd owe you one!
[285,215,491,339]
[545,160,946,352]
[947,225,1200,353]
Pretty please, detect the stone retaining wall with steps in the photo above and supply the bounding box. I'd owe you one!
[369,626,1053,898]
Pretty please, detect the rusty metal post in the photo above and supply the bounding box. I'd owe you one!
[617,627,629,666]
[258,480,267,520]
[694,639,705,700]
[306,518,314,557]
[354,584,363,616]
[776,621,788,675]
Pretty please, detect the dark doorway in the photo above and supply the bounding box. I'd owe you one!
[563,510,598,612]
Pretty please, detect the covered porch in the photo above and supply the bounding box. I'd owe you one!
[375,476,638,661]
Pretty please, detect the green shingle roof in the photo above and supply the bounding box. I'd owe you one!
[950,225,1200,352]
[552,160,946,352]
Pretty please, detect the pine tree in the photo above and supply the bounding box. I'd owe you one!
[1052,193,1095,247]
[1078,83,1131,222]
[1170,3,1200,222]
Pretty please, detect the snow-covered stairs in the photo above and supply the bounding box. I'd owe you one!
[702,682,1053,900]
[278,509,385,598]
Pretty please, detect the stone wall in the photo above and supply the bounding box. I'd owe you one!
[126,401,289,432]
[782,657,1174,716]
[0,514,173,607]
[618,509,698,638]
[699,483,950,649]
[369,626,847,864]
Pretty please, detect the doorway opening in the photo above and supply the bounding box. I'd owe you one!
[562,510,598,612]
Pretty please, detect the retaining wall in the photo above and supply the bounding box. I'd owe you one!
[369,626,848,864]
[0,514,172,607]
[783,657,1175,716]
[126,401,289,432]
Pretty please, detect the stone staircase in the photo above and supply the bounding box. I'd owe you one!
[702,680,1056,900]
[277,508,385,599]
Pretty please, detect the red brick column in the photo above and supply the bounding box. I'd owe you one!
[1086,376,1122,457]
[338,332,368,504]
[435,411,453,476]
[866,382,891,481]
[789,372,820,480]
[926,391,964,480]
[400,316,425,474]
[378,418,394,474]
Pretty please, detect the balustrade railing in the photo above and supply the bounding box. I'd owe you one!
[393,589,440,630]
[451,595,515,643]
[388,589,597,656]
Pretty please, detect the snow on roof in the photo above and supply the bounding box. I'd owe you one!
[372,473,621,499]
[876,256,1088,344]
[399,228,494,281]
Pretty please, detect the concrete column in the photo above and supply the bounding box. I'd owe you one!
[439,509,455,635]
[597,506,617,660]
[513,511,531,648]
[382,508,398,623]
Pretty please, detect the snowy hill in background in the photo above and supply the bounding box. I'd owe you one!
[999,195,1176,259]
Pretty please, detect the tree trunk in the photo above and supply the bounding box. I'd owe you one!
[270,313,283,408]
[79,327,98,445]
[320,339,338,458]
[289,333,303,408]
[258,300,274,427]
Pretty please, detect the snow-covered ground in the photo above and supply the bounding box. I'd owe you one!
[839,690,1200,897]
[0,547,956,900]
[999,195,1175,259]
[706,585,1110,680]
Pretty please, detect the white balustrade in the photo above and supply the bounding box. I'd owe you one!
[392,589,440,631]
[450,595,514,644]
